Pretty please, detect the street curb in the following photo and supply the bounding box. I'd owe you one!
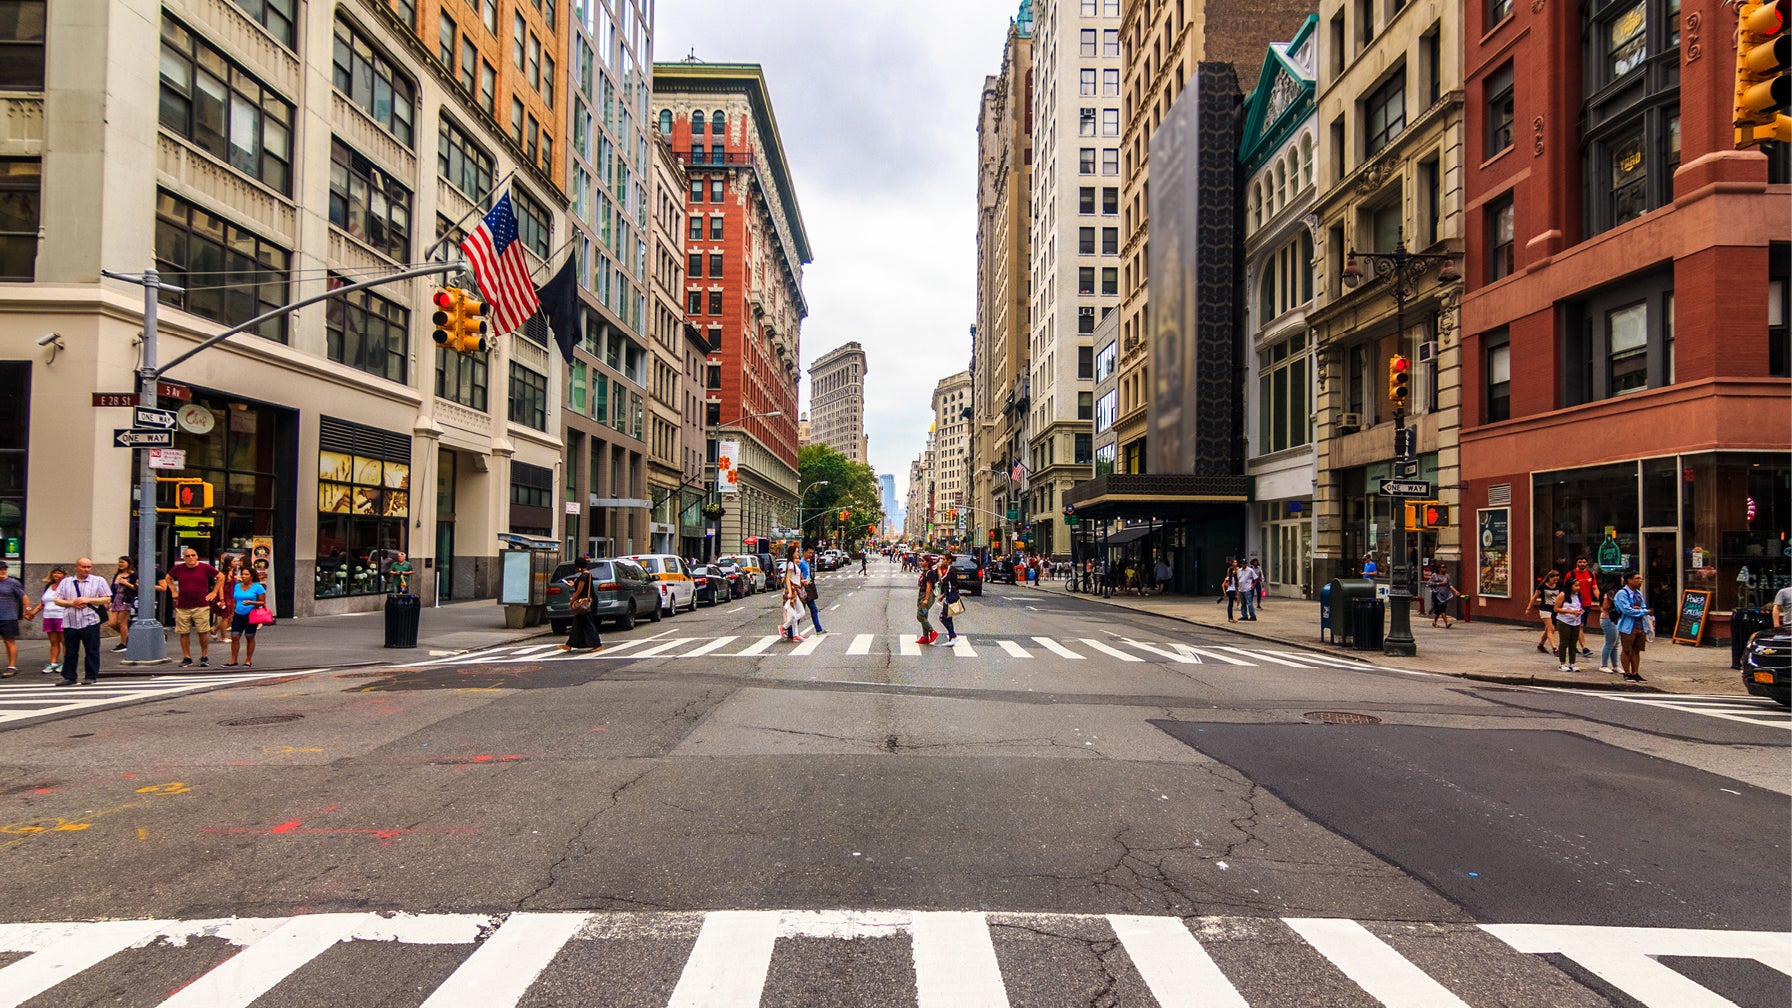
[51,628,557,680]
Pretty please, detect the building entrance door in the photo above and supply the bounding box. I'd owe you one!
[436,522,454,601]
[1642,530,1678,628]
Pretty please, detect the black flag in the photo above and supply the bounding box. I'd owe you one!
[539,256,581,364]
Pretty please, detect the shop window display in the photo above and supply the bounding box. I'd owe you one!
[316,449,409,597]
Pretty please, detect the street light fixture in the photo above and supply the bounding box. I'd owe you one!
[794,479,829,545]
[1340,229,1460,658]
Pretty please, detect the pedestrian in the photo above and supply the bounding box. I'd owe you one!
[1524,569,1562,656]
[107,556,137,652]
[780,544,806,642]
[54,557,113,686]
[1223,560,1241,622]
[915,554,940,645]
[559,558,603,652]
[1553,587,1584,672]
[1234,557,1259,621]
[1154,556,1172,594]
[388,552,413,593]
[1427,564,1457,628]
[859,552,868,574]
[223,565,268,667]
[1597,575,1624,675]
[1775,578,1792,628]
[1361,552,1378,577]
[1612,571,1651,682]
[1567,557,1600,661]
[0,560,32,676]
[938,563,964,643]
[159,546,221,668]
[801,547,826,635]
[210,554,241,645]
[1250,558,1267,608]
[38,566,67,676]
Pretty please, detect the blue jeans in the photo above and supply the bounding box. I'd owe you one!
[1601,618,1621,668]
[805,599,825,633]
[1238,589,1256,619]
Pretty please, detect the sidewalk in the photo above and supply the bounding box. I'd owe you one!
[4,600,550,677]
[1027,581,1744,696]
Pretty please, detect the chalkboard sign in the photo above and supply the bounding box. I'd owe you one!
[1672,589,1711,646]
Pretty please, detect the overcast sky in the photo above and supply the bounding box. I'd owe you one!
[654,0,1021,509]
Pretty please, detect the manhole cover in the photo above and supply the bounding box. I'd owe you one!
[1303,711,1382,725]
[219,715,304,726]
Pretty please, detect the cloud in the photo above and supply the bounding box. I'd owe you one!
[654,0,1019,498]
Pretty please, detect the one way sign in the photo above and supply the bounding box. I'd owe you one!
[113,429,173,448]
[134,406,177,430]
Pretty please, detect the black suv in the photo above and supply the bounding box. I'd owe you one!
[1742,625,1790,707]
[949,555,985,597]
[987,558,1017,585]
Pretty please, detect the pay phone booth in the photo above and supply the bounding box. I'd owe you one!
[499,533,560,628]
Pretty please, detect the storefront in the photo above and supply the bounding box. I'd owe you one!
[1061,473,1250,596]
[1256,498,1314,597]
[1339,452,1442,579]
[314,416,411,600]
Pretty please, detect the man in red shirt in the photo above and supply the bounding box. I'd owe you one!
[1568,557,1600,660]
[160,547,222,668]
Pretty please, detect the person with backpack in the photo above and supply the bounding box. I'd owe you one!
[1612,570,1651,682]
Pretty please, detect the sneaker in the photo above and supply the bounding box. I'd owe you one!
[1579,648,1593,658]
[788,634,805,643]
[178,658,193,668]
[54,679,76,687]
[110,644,128,652]
[1566,666,1579,673]
[1622,671,1645,682]
[915,636,930,645]
[926,631,940,645]
[1558,664,1571,672]
[947,635,957,643]
[1,668,14,678]
[198,657,209,667]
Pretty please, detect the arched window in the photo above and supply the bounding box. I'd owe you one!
[657,109,671,132]
[691,110,705,135]
[711,110,726,132]
[1274,161,1286,210]
[1300,134,1314,188]
[1249,183,1262,228]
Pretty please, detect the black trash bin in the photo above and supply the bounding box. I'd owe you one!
[1731,607,1770,669]
[1352,597,1386,651]
[384,593,421,648]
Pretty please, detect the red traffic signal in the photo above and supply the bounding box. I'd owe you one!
[1388,354,1412,412]
[1737,0,1791,147]
[1422,503,1451,529]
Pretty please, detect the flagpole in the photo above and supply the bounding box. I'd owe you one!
[420,168,520,263]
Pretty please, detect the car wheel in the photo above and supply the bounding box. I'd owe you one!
[686,591,698,613]
[647,598,663,622]
[619,602,638,630]
[550,619,569,635]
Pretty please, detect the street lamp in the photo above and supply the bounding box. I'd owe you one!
[795,479,828,546]
[707,409,783,557]
[1341,229,1460,658]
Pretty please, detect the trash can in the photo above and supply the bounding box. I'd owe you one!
[1731,607,1770,669]
[1327,578,1377,645]
[384,593,421,648]
[1352,597,1386,651]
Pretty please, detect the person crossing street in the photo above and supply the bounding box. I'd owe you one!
[915,554,941,645]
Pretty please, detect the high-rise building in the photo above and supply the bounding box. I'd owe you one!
[808,341,868,463]
[931,371,972,538]
[653,62,811,556]
[879,473,899,535]
[905,447,933,541]
[647,129,708,557]
[0,0,569,613]
[972,3,1034,550]
[562,0,654,559]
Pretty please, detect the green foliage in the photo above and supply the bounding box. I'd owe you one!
[798,443,883,538]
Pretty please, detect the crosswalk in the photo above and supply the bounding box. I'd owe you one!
[0,909,1782,1007]
[1556,689,1792,730]
[420,634,1418,673]
[0,670,310,727]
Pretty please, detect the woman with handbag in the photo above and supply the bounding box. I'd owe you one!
[561,558,602,652]
[1426,564,1457,628]
[780,545,806,643]
[938,565,965,643]
[224,566,270,667]
[107,556,137,652]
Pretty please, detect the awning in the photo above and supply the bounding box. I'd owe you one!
[1101,525,1157,546]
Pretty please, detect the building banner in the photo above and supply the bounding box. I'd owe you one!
[1476,508,1509,598]
[717,440,741,495]
[251,536,278,616]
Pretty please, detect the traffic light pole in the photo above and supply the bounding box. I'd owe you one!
[1386,410,1417,656]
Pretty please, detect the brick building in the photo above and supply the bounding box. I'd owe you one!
[1457,0,1790,637]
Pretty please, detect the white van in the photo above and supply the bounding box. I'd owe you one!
[626,554,698,614]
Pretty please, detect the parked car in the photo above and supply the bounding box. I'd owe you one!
[1742,624,1791,707]
[949,554,985,596]
[719,554,766,593]
[711,559,749,598]
[626,554,698,615]
[545,558,661,634]
[689,565,727,606]
[987,558,1017,585]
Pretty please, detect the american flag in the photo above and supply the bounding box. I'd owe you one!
[460,192,540,335]
[1010,460,1026,483]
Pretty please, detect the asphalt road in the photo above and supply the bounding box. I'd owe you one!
[0,558,1785,1007]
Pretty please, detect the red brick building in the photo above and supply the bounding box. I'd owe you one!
[1459,0,1789,640]
[653,63,812,554]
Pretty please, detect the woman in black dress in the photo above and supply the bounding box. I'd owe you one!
[562,558,603,652]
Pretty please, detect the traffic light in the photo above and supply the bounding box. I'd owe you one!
[431,288,489,353]
[1421,502,1452,529]
[1387,354,1411,413]
[838,509,849,521]
[1736,0,1791,148]
[155,477,214,513]
[1062,505,1075,518]
[988,529,999,543]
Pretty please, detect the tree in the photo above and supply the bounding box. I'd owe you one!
[798,443,883,546]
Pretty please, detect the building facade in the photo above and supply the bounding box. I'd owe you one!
[879,472,899,538]
[1307,0,1465,589]
[646,129,703,556]
[972,4,1034,551]
[930,371,972,541]
[1240,18,1319,598]
[1,0,572,616]
[1456,0,1790,635]
[652,62,811,558]
[807,341,868,463]
[904,447,932,541]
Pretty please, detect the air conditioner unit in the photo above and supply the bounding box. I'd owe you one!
[1337,412,1363,430]
[1417,341,1437,363]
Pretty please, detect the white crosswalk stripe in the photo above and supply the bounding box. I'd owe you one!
[1554,689,1792,730]
[0,670,315,726]
[0,911,1778,1007]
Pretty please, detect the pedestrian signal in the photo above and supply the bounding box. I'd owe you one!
[431,288,489,353]
[1422,502,1451,529]
[155,478,214,513]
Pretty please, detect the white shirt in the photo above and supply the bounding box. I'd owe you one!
[54,574,111,630]
[1234,566,1258,592]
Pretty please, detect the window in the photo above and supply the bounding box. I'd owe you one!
[508,363,548,430]
[1080,69,1097,96]
[160,17,295,193]
[1256,333,1311,455]
[658,108,672,132]
[1101,108,1119,136]
[1079,187,1096,213]
[1102,69,1120,95]
[1103,187,1118,214]
[1488,0,1513,25]
[527,33,541,91]
[1605,0,1645,78]
[458,37,476,91]
[1095,390,1117,432]
[512,187,551,259]
[154,190,290,342]
[1607,128,1647,226]
[315,421,409,597]
[1101,267,1118,296]
[706,364,721,389]
[708,252,723,277]
[329,140,411,260]
[1078,267,1095,294]
[1607,301,1648,395]
[708,216,723,239]
[482,0,497,32]
[1484,330,1511,422]
[1563,273,1674,404]
[1101,227,1118,254]
[0,158,39,280]
[1095,342,1117,381]
[511,98,525,145]
[438,116,493,204]
[543,55,555,108]
[688,216,703,241]
[229,0,295,48]
[511,461,552,507]
[1101,149,1119,175]
[688,252,703,277]
[707,289,722,313]
[1080,107,1097,137]
[1486,63,1514,156]
[712,110,726,131]
[332,16,415,147]
[326,275,407,383]
[1364,70,1406,155]
[0,0,45,89]
[438,12,455,65]
[513,13,525,68]
[479,62,495,113]
[1078,345,1094,378]
[710,178,724,201]
[1079,227,1096,254]
[1080,28,1096,56]
[1078,307,1096,334]
[1487,194,1515,281]
[1102,29,1120,56]
[687,289,702,313]
[1074,434,1093,465]
[1079,148,1096,174]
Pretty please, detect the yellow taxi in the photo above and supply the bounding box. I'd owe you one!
[625,554,698,615]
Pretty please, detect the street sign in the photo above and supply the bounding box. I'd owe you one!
[1378,479,1434,498]
[1396,459,1420,478]
[113,429,173,448]
[134,406,177,430]
[157,381,192,402]
[92,392,138,408]
[148,448,185,469]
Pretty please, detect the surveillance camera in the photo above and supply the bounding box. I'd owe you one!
[36,332,63,347]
